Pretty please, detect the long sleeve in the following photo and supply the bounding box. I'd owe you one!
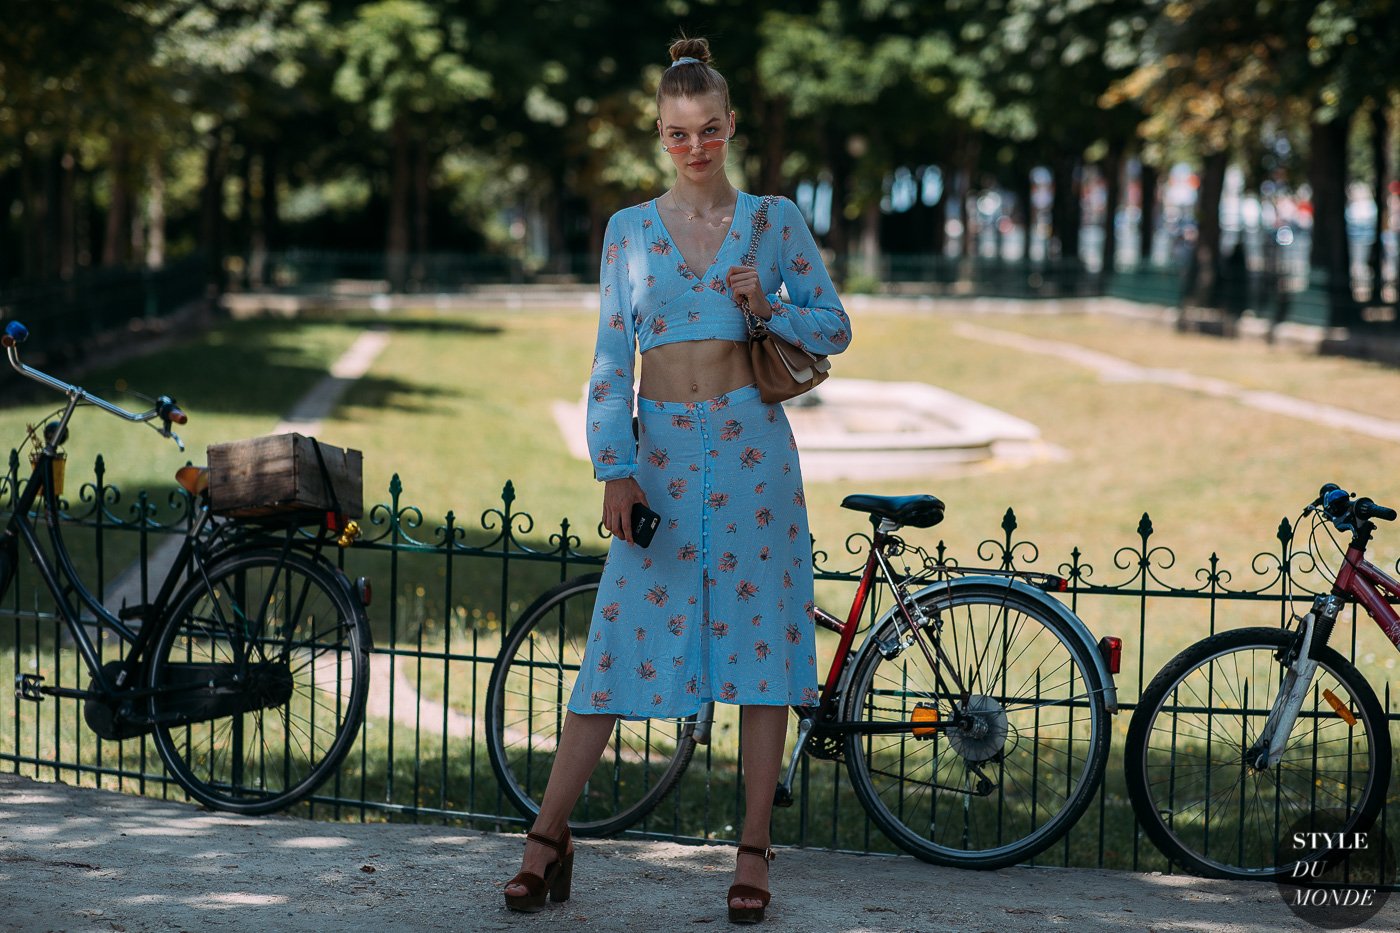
[761,196,852,356]
[585,214,638,481]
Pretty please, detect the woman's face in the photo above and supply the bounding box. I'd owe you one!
[656,92,734,183]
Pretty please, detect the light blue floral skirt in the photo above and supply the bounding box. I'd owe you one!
[567,384,820,720]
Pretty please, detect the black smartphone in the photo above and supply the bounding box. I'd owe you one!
[630,502,660,548]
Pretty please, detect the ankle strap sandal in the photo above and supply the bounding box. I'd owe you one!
[728,844,776,924]
[503,826,574,913]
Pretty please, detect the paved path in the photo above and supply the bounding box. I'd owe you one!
[98,328,392,619]
[3,773,1394,933]
[954,322,1400,444]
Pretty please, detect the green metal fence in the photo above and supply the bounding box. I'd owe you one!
[3,456,1398,877]
[0,257,207,369]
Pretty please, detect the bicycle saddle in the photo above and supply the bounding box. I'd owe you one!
[176,465,210,497]
[840,494,945,528]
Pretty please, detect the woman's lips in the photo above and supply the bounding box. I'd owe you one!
[688,159,709,168]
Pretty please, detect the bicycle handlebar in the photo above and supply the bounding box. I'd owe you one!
[1310,483,1397,529]
[3,320,187,448]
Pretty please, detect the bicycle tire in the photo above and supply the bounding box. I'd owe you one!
[842,586,1111,869]
[1124,626,1389,880]
[486,574,698,837]
[147,548,370,814]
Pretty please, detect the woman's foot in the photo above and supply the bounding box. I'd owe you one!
[728,843,774,918]
[503,825,574,911]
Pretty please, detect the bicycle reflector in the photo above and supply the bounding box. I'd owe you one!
[911,703,939,738]
[1098,636,1122,675]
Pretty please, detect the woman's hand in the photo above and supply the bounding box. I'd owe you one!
[602,477,648,545]
[725,265,770,319]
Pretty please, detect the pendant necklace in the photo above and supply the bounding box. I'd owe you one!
[669,191,732,228]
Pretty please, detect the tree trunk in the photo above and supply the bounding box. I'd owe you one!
[1101,144,1123,276]
[860,199,881,282]
[1187,150,1227,307]
[42,147,60,279]
[199,125,228,288]
[823,124,852,262]
[1050,154,1081,265]
[1369,103,1389,296]
[1307,114,1355,324]
[929,164,947,259]
[59,151,76,278]
[19,142,37,279]
[236,146,254,284]
[1138,161,1158,266]
[102,138,131,266]
[755,91,786,196]
[146,156,166,269]
[412,136,430,286]
[958,133,982,260]
[387,114,411,291]
[260,140,280,256]
[1012,164,1032,263]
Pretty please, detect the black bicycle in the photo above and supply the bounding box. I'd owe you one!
[2,320,371,814]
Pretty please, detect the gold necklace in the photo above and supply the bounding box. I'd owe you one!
[668,191,733,227]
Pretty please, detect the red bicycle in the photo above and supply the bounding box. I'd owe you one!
[488,494,1122,868]
[1125,484,1397,880]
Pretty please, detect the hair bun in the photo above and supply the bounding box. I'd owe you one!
[668,36,711,64]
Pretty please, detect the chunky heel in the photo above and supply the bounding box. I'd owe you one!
[549,847,574,903]
[727,844,775,924]
[503,827,573,913]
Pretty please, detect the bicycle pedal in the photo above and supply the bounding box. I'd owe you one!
[15,673,45,702]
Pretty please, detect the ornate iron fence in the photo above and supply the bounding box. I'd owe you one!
[3,455,1398,877]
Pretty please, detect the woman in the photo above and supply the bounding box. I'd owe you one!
[503,36,851,924]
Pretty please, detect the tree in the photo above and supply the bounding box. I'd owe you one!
[333,1,490,288]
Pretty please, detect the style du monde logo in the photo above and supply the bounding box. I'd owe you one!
[1276,813,1394,929]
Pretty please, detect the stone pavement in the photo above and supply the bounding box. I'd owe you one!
[4,773,1395,933]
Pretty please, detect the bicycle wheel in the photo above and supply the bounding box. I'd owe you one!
[1124,626,1388,880]
[843,585,1110,868]
[147,549,370,814]
[486,574,698,836]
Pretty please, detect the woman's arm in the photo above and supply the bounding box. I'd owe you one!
[585,214,639,482]
[760,196,852,355]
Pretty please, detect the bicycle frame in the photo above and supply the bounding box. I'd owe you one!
[6,441,213,702]
[1334,535,1400,648]
[775,516,1117,800]
[1256,519,1400,768]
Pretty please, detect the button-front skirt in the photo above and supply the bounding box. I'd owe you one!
[567,384,819,720]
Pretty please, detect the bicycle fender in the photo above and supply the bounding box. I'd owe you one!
[866,574,1118,714]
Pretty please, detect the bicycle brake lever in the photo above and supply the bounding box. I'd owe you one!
[150,420,185,452]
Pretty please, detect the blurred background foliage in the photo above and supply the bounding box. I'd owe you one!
[1,0,1396,317]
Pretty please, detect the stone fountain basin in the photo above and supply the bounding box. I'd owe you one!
[554,377,1064,483]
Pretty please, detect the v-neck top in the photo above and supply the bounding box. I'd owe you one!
[585,191,852,481]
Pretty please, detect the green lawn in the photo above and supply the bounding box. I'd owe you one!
[4,303,1399,871]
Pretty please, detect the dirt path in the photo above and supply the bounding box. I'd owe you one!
[3,773,1392,933]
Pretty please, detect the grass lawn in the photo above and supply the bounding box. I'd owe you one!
[4,303,1399,872]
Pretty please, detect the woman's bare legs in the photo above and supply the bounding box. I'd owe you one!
[732,704,788,912]
[504,710,619,897]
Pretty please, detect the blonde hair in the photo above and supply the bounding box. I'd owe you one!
[656,36,731,112]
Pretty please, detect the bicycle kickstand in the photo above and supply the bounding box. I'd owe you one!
[774,717,813,807]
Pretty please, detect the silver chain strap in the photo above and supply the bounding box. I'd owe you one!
[741,195,778,335]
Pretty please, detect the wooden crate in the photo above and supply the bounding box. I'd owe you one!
[207,433,363,519]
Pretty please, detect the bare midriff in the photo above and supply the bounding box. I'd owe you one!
[639,338,754,402]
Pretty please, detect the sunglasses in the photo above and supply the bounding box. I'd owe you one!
[660,135,731,155]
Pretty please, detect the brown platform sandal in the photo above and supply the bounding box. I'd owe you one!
[727,844,775,924]
[503,826,573,913]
